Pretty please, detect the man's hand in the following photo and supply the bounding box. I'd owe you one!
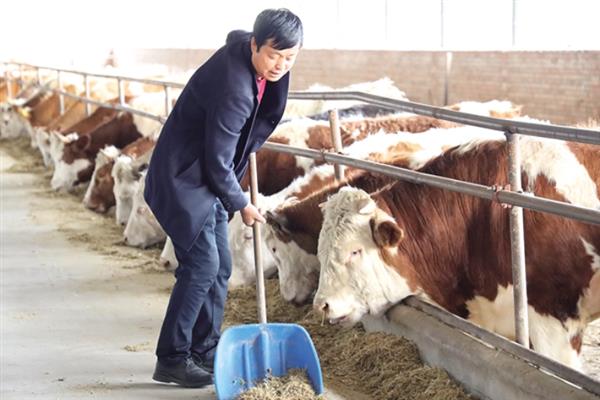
[240,204,266,227]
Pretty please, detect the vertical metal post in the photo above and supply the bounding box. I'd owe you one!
[118,78,125,106]
[18,63,23,91]
[440,0,445,49]
[163,84,172,116]
[249,153,267,325]
[84,74,91,116]
[57,70,65,114]
[507,132,529,347]
[328,109,344,181]
[5,66,13,100]
[512,0,517,47]
[444,52,453,106]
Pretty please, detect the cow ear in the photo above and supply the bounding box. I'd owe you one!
[266,210,291,237]
[75,134,91,150]
[371,218,404,248]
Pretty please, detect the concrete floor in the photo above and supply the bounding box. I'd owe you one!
[0,148,346,400]
[0,151,218,399]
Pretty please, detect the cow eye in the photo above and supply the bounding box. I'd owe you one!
[346,249,362,265]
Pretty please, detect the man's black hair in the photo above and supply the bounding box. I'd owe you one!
[253,8,303,51]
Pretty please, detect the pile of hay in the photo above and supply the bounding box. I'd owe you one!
[237,369,323,400]
[224,280,471,400]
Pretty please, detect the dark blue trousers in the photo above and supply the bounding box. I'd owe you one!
[156,200,232,364]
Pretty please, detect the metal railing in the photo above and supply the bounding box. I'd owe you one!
[3,61,600,376]
[2,62,183,121]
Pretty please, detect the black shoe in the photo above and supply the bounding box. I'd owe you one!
[153,357,213,388]
[192,353,215,374]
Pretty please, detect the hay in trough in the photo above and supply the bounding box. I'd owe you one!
[224,280,471,400]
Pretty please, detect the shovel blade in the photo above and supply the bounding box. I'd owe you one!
[214,323,323,400]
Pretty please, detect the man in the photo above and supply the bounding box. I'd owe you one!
[144,9,303,388]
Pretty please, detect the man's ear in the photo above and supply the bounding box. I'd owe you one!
[370,218,404,248]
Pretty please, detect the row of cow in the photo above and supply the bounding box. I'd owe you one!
[2,75,598,373]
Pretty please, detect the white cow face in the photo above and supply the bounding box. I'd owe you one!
[160,237,178,271]
[112,156,141,225]
[263,215,320,305]
[34,129,54,167]
[1,107,32,140]
[227,197,277,288]
[50,132,88,191]
[112,157,135,223]
[313,188,411,327]
[123,171,166,248]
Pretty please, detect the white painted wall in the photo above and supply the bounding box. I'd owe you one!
[0,0,598,66]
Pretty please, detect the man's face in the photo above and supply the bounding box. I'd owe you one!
[251,37,300,82]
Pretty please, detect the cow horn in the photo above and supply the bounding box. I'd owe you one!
[357,197,376,215]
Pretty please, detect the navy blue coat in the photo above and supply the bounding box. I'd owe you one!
[144,31,289,251]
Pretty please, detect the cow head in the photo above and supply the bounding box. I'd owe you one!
[159,237,178,272]
[112,155,144,225]
[51,132,93,191]
[227,192,277,288]
[83,146,119,212]
[264,209,320,305]
[0,105,32,140]
[123,170,166,248]
[313,187,412,327]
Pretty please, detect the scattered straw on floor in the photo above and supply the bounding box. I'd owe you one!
[236,369,323,400]
[0,137,47,174]
[224,280,472,400]
[2,137,471,399]
[0,138,165,272]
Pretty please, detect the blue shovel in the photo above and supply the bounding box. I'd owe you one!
[214,153,323,400]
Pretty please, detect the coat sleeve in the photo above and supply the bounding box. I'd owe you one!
[203,93,252,212]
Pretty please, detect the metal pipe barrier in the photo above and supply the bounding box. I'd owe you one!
[288,91,600,146]
[52,89,167,123]
[262,142,600,226]
[12,62,185,89]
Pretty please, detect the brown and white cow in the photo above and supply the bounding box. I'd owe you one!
[240,113,461,196]
[123,169,166,248]
[313,136,600,370]
[228,127,445,288]
[2,88,72,145]
[264,125,509,304]
[283,78,407,119]
[0,83,48,140]
[51,111,142,191]
[46,97,132,167]
[0,80,20,104]
[83,137,155,213]
[112,148,154,226]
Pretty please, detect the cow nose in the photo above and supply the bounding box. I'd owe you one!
[313,301,329,314]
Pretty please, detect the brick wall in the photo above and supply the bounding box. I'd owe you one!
[131,49,600,125]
